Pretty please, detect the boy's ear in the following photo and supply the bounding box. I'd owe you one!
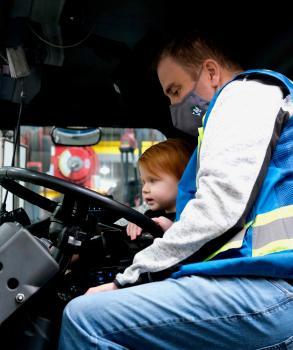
[203,59,220,88]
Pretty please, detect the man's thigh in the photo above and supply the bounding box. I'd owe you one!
[65,276,293,349]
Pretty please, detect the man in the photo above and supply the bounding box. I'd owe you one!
[58,31,293,349]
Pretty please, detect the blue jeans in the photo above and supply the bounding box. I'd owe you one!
[58,276,293,349]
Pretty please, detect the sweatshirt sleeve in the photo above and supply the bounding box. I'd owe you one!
[115,79,290,287]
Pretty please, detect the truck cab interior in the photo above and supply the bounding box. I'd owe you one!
[0,1,293,349]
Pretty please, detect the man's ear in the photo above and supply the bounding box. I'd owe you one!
[203,59,220,88]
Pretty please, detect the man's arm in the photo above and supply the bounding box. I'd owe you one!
[115,79,290,287]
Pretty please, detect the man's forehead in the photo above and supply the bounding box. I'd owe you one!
[158,56,181,76]
[158,58,184,89]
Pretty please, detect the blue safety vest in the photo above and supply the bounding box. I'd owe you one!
[173,69,293,279]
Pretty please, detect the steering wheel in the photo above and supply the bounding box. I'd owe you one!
[0,167,163,237]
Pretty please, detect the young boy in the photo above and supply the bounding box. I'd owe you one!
[127,138,194,240]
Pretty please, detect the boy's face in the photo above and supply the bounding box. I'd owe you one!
[140,166,178,213]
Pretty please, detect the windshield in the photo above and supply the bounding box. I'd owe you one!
[0,126,166,222]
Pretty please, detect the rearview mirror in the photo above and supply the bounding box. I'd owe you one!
[51,127,102,146]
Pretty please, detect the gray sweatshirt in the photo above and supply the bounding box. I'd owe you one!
[115,78,293,287]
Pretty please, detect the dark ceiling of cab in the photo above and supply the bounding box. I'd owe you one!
[0,0,293,136]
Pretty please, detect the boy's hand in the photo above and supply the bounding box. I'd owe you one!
[152,216,173,232]
[126,222,143,240]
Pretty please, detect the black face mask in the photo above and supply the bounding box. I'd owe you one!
[170,90,209,136]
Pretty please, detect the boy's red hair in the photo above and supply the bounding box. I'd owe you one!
[138,138,194,180]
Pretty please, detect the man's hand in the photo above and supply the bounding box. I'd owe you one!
[85,282,118,295]
[126,222,143,240]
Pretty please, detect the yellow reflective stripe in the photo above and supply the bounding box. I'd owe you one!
[244,220,253,229]
[252,238,293,257]
[204,222,251,261]
[198,127,204,146]
[196,127,204,187]
[204,240,243,261]
[197,111,205,149]
[252,205,293,227]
